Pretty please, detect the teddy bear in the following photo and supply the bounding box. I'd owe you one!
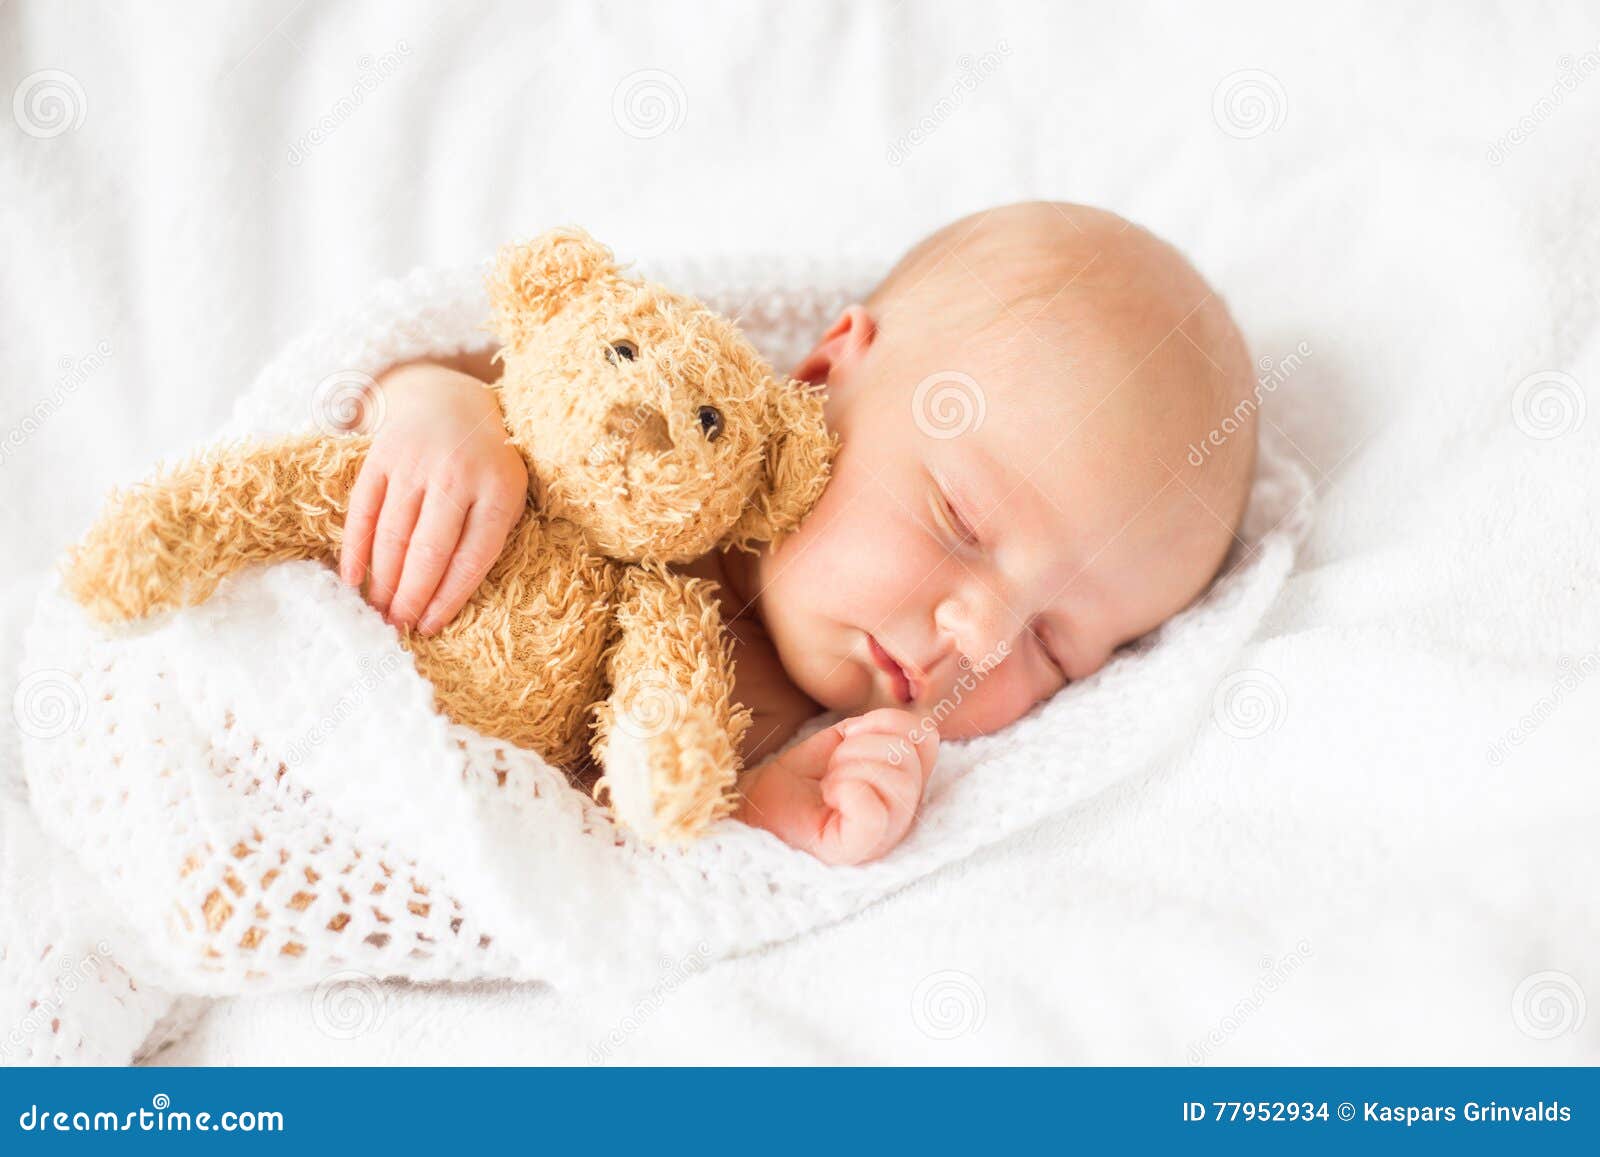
[64,228,836,844]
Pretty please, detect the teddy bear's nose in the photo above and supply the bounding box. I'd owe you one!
[604,403,674,455]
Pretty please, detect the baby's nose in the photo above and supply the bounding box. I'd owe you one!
[935,589,1016,670]
[604,403,674,455]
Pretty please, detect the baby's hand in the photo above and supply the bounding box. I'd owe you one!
[734,708,939,865]
[339,362,529,634]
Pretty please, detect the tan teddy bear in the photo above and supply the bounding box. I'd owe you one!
[64,228,836,844]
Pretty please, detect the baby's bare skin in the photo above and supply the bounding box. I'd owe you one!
[344,202,1257,865]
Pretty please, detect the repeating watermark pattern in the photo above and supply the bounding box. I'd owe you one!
[310,969,388,1040]
[0,340,113,466]
[614,672,688,741]
[886,41,1011,166]
[1510,370,1586,441]
[886,641,1011,768]
[1212,69,1287,140]
[1188,341,1311,467]
[13,69,87,139]
[286,42,411,166]
[12,669,89,741]
[311,369,386,436]
[912,370,987,440]
[283,653,403,767]
[1511,970,1586,1040]
[1188,940,1314,1064]
[1487,652,1600,766]
[1211,668,1287,740]
[911,969,987,1040]
[1488,44,1600,166]
[612,69,687,139]
[589,941,712,1063]
[2,941,114,1059]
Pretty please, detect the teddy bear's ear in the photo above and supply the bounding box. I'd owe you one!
[724,378,837,552]
[488,228,619,346]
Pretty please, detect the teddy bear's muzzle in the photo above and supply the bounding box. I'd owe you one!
[604,402,674,456]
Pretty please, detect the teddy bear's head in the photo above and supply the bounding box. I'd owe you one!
[486,229,835,563]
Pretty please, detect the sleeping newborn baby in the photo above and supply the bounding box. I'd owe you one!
[344,201,1257,864]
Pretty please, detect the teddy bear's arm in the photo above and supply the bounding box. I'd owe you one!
[591,566,753,845]
[65,433,369,622]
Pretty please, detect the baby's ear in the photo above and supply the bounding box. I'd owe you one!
[724,378,837,552]
[488,228,618,347]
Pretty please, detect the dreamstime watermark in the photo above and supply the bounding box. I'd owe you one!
[612,69,687,139]
[1486,652,1599,766]
[1487,44,1600,166]
[1511,970,1586,1040]
[16,1094,282,1134]
[283,653,403,767]
[589,941,712,1063]
[912,370,987,439]
[1510,370,1586,441]
[911,969,987,1040]
[885,641,1011,769]
[1211,668,1287,739]
[286,42,411,166]
[886,41,1011,166]
[13,69,87,138]
[310,969,388,1040]
[1188,940,1314,1064]
[1188,341,1311,467]
[12,668,89,741]
[2,941,114,1059]
[0,340,113,466]
[311,369,386,435]
[1212,69,1287,140]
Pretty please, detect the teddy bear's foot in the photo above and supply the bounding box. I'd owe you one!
[596,704,741,846]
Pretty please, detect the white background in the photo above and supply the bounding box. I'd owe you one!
[3,1,1597,1063]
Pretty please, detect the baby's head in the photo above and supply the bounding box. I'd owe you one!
[743,201,1256,737]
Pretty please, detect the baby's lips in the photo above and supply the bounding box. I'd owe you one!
[866,634,916,704]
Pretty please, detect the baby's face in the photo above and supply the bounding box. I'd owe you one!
[749,305,1236,738]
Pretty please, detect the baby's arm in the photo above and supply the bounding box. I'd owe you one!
[339,352,529,634]
[734,709,939,865]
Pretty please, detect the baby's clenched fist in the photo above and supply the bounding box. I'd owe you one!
[735,708,938,865]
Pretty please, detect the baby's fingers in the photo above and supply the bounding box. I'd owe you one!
[417,498,519,634]
[815,777,892,865]
[387,491,467,628]
[841,709,940,778]
[366,484,424,616]
[340,463,387,587]
[829,738,924,821]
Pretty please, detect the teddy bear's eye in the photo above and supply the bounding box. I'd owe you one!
[605,340,638,364]
[696,405,725,442]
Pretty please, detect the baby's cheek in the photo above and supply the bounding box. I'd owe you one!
[926,659,1045,739]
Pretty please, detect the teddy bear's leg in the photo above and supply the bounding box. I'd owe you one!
[591,566,752,845]
[65,433,370,622]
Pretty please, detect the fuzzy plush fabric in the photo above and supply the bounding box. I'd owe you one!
[61,230,834,844]
[4,254,1311,1064]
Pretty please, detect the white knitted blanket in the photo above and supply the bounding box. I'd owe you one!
[4,259,1312,1065]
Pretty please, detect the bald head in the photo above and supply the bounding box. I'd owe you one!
[868,200,1257,580]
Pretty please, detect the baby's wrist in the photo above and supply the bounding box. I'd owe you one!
[377,361,499,419]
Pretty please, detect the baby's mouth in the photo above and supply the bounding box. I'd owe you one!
[867,634,917,705]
